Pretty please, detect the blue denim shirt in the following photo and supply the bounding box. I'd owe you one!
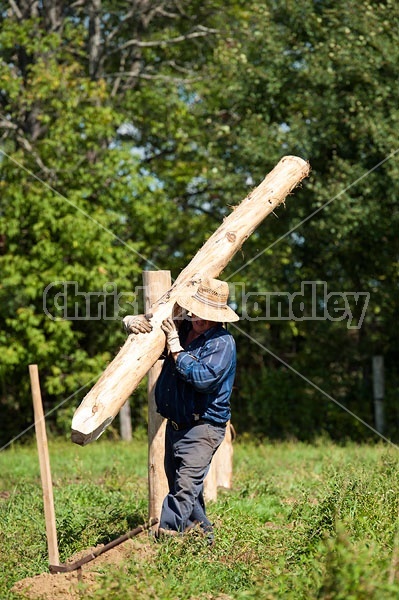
[155,323,236,426]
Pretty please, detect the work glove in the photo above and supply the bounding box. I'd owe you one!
[123,313,153,335]
[161,317,184,354]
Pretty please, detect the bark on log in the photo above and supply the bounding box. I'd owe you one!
[71,155,310,445]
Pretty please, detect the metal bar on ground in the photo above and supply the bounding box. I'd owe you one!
[49,519,158,573]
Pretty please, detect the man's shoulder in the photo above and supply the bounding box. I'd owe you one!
[206,325,235,345]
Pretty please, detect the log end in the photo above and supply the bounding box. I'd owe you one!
[71,416,114,446]
[281,155,311,178]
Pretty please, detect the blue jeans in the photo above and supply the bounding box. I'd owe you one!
[159,421,226,533]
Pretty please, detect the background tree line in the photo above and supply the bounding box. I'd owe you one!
[1,0,398,447]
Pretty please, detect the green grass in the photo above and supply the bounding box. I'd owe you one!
[1,437,399,598]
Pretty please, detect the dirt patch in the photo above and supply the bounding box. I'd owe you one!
[11,535,156,599]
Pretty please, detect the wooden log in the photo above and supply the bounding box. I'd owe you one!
[71,155,310,445]
[29,364,60,567]
[144,270,170,529]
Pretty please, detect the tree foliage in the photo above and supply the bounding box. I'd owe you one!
[186,0,399,441]
[0,0,398,446]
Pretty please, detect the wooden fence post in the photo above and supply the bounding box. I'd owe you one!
[204,421,234,501]
[215,421,234,489]
[143,270,171,529]
[204,462,218,502]
[29,364,60,567]
[119,401,132,441]
[372,355,385,435]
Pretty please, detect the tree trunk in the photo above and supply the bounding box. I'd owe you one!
[144,270,170,529]
[88,0,102,79]
[71,155,310,445]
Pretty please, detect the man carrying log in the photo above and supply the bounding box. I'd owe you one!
[123,276,239,544]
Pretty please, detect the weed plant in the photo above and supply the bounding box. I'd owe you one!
[1,437,399,598]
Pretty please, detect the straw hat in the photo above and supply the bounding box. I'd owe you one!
[176,277,239,323]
